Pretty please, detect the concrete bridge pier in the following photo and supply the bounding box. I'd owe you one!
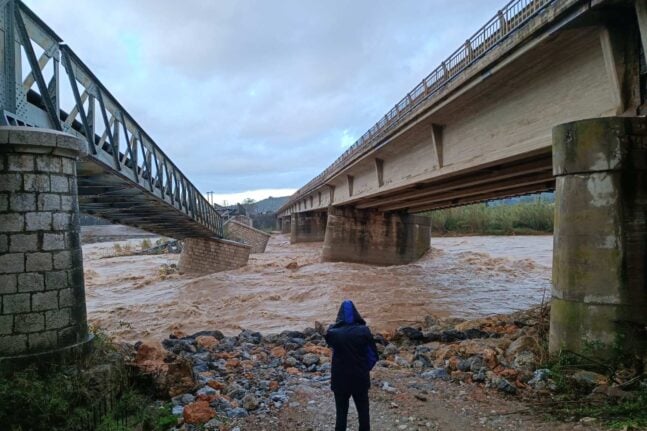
[279,216,291,234]
[290,211,327,243]
[0,128,92,366]
[321,206,431,265]
[550,117,647,363]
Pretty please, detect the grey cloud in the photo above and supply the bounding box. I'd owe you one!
[27,0,502,193]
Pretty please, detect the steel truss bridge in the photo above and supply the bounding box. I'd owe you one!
[0,0,222,239]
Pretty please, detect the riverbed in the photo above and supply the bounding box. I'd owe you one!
[83,233,552,343]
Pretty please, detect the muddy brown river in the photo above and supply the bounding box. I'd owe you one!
[83,233,552,343]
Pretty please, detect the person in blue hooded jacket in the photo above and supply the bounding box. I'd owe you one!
[324,300,378,431]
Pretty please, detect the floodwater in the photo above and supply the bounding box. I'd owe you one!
[83,233,552,343]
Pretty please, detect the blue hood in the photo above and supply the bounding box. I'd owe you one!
[332,300,366,327]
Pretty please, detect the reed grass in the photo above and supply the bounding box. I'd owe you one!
[427,201,554,235]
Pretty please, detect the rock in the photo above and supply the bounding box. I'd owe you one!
[242,393,260,410]
[180,393,196,405]
[195,386,216,397]
[239,329,262,344]
[494,377,517,395]
[204,418,223,430]
[395,355,410,368]
[467,356,485,373]
[207,380,225,390]
[171,405,184,416]
[183,400,216,424]
[440,330,466,342]
[170,329,188,339]
[227,407,249,418]
[396,326,424,342]
[271,346,286,358]
[381,381,397,393]
[572,370,608,388]
[134,341,165,368]
[303,343,331,357]
[513,351,537,371]
[473,368,487,383]
[286,367,300,375]
[190,330,225,340]
[421,368,449,380]
[505,335,540,358]
[464,328,490,339]
[384,343,399,356]
[413,353,433,368]
[286,261,299,270]
[196,335,219,350]
[482,348,498,369]
[528,368,551,387]
[302,353,320,366]
[447,356,462,371]
[226,383,246,400]
[284,356,298,367]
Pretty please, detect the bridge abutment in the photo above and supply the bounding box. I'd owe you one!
[179,237,251,274]
[550,117,647,363]
[0,128,92,366]
[290,211,327,243]
[321,207,431,265]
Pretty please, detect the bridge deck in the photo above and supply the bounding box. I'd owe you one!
[77,158,217,239]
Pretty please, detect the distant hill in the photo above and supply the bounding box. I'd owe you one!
[251,196,290,214]
[225,196,290,215]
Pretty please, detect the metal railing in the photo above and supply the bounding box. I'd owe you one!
[0,0,223,237]
[282,0,554,211]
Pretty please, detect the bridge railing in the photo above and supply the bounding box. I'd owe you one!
[0,0,223,237]
[283,0,553,211]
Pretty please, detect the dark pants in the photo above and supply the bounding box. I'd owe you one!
[334,389,370,431]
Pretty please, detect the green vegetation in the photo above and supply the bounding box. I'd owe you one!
[427,201,554,235]
[542,347,647,429]
[0,330,176,431]
[140,238,152,250]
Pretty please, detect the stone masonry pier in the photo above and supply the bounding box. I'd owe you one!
[179,237,251,275]
[224,219,271,253]
[0,128,92,365]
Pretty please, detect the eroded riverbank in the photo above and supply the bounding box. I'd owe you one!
[84,233,552,343]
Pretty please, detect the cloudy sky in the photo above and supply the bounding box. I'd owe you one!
[27,0,502,205]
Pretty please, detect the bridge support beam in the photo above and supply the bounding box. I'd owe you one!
[290,211,327,243]
[179,237,251,275]
[321,207,431,265]
[550,117,647,363]
[0,128,92,367]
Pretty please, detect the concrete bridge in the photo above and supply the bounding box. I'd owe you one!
[0,0,255,364]
[279,0,647,362]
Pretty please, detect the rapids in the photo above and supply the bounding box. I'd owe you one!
[83,233,552,343]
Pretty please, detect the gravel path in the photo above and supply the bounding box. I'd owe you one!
[237,368,603,431]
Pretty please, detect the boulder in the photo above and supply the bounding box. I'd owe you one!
[183,400,216,424]
[196,335,219,350]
